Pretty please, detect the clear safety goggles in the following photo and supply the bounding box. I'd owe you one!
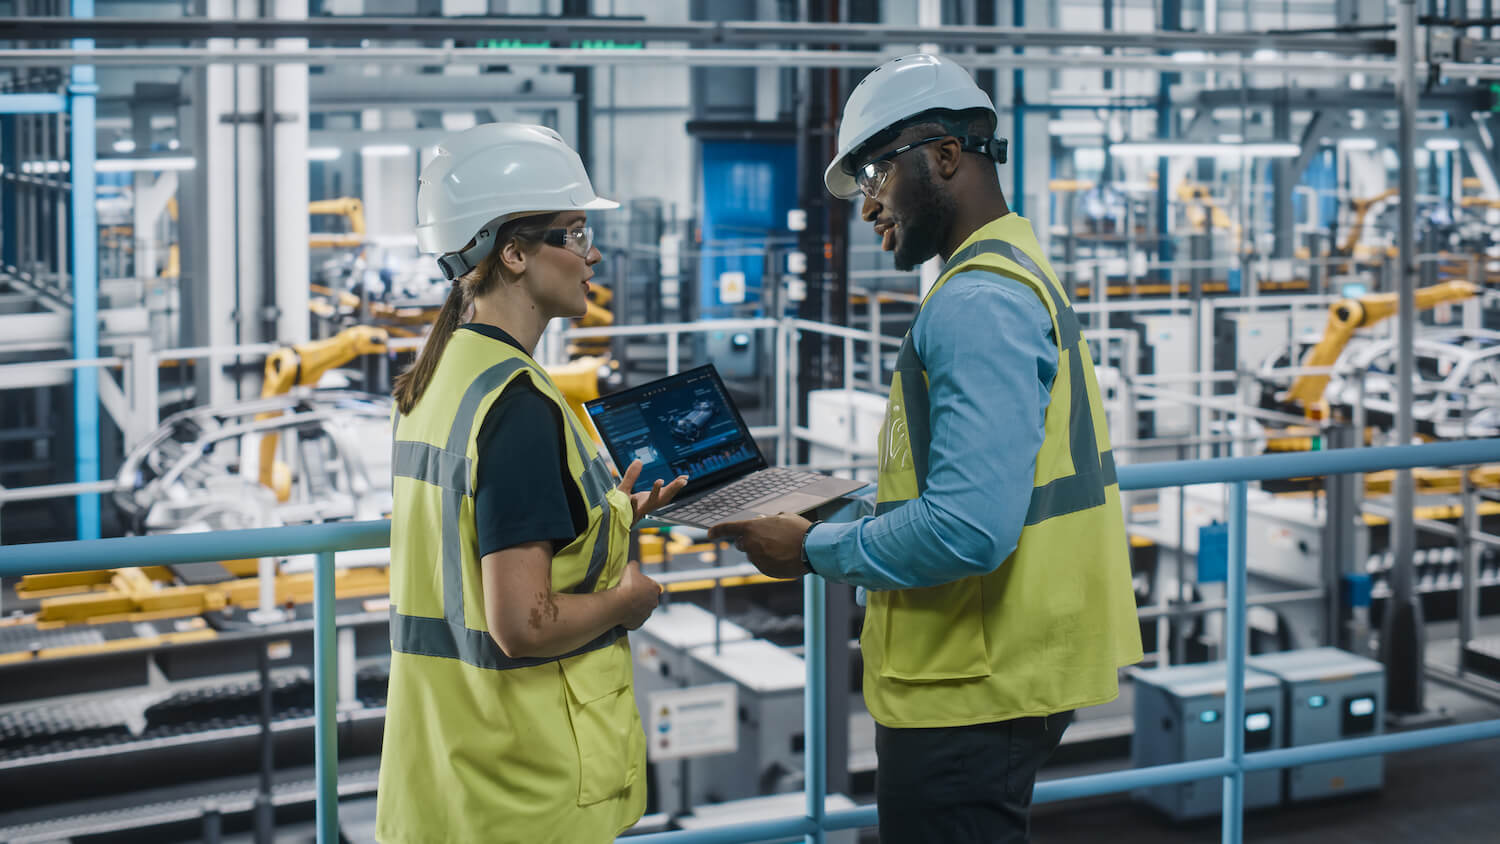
[543,225,595,258]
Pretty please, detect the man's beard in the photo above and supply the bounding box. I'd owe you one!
[892,156,956,272]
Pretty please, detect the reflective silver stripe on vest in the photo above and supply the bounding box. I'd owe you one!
[392,359,620,670]
[391,440,470,494]
[942,238,1082,349]
[893,337,931,496]
[390,605,621,671]
[554,406,616,595]
[882,237,1117,526]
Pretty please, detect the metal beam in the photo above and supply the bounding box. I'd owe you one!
[0,46,1412,75]
[69,0,100,541]
[3,17,1396,54]
[1192,85,1488,111]
[0,93,66,114]
[1385,0,1426,716]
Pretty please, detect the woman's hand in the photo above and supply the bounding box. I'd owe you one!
[616,459,689,526]
[614,561,662,630]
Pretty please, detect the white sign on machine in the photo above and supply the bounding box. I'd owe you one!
[646,682,738,762]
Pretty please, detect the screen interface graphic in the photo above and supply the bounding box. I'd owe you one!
[589,368,758,493]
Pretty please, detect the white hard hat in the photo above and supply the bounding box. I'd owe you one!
[824,53,998,199]
[415,123,618,278]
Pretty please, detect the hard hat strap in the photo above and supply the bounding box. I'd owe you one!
[435,226,496,281]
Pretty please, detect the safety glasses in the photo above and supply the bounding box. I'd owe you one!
[853,135,949,199]
[542,225,594,258]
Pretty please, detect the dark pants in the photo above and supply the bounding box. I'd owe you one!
[874,711,1073,844]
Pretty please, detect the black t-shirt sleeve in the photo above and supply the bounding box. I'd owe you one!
[473,381,589,558]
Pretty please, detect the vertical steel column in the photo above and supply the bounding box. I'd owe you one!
[1010,0,1024,216]
[314,550,339,843]
[803,573,827,844]
[1156,0,1181,275]
[1385,0,1426,715]
[1221,480,1248,844]
[69,0,100,540]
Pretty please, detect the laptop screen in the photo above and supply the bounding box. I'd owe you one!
[586,364,767,496]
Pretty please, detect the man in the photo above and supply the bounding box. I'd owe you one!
[708,54,1143,843]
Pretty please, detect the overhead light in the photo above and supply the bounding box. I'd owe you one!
[94,156,197,173]
[112,139,136,153]
[1252,49,1279,62]
[167,139,180,150]
[1337,137,1379,151]
[1075,148,1106,170]
[1048,119,1105,136]
[1110,142,1301,160]
[21,160,69,174]
[307,147,342,161]
[1172,51,1210,64]
[360,144,411,158]
[1425,137,1461,152]
[1217,133,1244,144]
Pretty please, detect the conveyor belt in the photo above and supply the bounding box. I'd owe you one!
[1461,634,1500,681]
[0,764,381,844]
[0,621,140,656]
[0,663,391,764]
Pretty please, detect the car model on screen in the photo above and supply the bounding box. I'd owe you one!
[671,400,717,441]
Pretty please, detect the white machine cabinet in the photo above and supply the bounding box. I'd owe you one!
[1131,661,1285,820]
[1248,647,1385,802]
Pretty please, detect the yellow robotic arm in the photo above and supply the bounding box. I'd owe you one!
[1281,280,1480,413]
[257,325,388,500]
[309,197,367,250]
[1337,187,1399,257]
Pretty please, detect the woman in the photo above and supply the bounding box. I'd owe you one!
[375,123,686,844]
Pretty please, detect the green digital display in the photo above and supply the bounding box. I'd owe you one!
[1491,82,1500,112]
[478,39,644,50]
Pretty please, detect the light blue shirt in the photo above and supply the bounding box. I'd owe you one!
[805,269,1059,591]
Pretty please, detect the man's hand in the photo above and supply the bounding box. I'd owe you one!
[707,513,812,579]
[617,459,689,526]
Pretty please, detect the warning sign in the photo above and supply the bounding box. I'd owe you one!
[646,683,738,762]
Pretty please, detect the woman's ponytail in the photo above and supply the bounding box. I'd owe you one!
[393,279,467,415]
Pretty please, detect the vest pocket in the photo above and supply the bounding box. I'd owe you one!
[559,643,640,806]
[878,577,992,682]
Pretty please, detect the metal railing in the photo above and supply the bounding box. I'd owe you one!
[3,443,1500,843]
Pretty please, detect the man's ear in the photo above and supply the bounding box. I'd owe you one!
[498,239,527,277]
[934,136,963,180]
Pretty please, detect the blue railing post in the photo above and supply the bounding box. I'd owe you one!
[1222,481,1248,844]
[69,0,100,540]
[803,572,827,844]
[314,550,339,843]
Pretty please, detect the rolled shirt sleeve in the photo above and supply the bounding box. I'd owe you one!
[804,269,1059,591]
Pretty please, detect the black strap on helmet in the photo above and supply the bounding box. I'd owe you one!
[963,135,1008,166]
[435,226,496,281]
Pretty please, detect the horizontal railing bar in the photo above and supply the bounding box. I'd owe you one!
[627,815,817,844]
[0,520,391,574]
[6,441,1500,576]
[1116,439,1500,491]
[1238,718,1500,772]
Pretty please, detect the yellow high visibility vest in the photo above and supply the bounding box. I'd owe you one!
[864,214,1143,728]
[375,329,643,844]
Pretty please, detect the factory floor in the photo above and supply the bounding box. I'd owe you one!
[1021,622,1500,844]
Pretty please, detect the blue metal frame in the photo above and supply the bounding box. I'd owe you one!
[4,439,1500,844]
[70,0,101,540]
[1010,0,1025,217]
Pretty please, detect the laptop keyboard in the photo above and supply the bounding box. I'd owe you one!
[665,468,823,525]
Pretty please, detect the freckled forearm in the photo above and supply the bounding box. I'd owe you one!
[505,588,624,658]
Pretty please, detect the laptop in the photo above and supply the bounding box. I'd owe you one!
[584,364,866,528]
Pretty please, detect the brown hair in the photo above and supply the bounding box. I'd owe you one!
[393,213,555,414]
